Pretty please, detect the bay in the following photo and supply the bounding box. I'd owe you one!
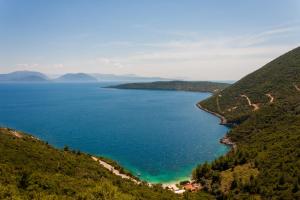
[0,83,229,183]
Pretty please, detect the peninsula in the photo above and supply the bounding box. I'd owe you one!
[109,80,230,93]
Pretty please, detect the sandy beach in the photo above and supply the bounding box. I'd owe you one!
[92,156,140,184]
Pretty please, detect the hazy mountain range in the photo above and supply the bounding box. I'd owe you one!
[0,71,170,83]
[0,71,49,82]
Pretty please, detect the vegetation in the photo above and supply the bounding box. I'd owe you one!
[0,127,213,200]
[194,47,300,199]
[109,81,230,93]
[200,47,300,123]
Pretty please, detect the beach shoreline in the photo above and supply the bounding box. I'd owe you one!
[132,102,237,193]
[106,102,236,194]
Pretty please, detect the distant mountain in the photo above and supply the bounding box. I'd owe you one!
[54,73,98,82]
[0,71,49,82]
[0,71,170,83]
[109,81,230,93]
[91,73,170,82]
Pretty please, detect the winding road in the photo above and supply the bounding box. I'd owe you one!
[241,95,259,111]
[266,93,274,103]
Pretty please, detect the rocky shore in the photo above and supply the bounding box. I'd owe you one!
[220,135,237,150]
[196,103,237,150]
[196,103,228,125]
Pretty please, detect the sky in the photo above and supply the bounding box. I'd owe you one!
[0,0,300,80]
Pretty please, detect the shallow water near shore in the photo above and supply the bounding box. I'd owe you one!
[0,83,229,183]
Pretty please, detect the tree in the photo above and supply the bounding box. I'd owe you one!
[63,145,69,151]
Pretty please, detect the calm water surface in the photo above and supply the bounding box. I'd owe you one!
[0,83,229,183]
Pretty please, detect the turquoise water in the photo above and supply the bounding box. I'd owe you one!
[0,83,229,183]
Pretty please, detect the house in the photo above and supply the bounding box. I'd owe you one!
[183,182,201,192]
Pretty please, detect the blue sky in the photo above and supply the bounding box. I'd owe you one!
[0,0,300,80]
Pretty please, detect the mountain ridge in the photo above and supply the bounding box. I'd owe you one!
[0,71,49,82]
[53,73,98,82]
[0,71,171,83]
[200,46,300,123]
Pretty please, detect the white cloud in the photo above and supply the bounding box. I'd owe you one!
[236,26,299,46]
[53,64,65,68]
[13,63,40,72]
[2,24,300,80]
[83,25,299,80]
[89,57,124,68]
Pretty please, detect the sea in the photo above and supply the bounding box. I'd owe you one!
[0,83,229,183]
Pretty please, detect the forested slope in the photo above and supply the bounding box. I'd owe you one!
[194,47,300,199]
[200,47,300,123]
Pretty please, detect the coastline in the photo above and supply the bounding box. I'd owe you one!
[219,135,237,150]
[196,102,237,149]
[163,102,237,193]
[196,103,228,125]
[91,156,140,184]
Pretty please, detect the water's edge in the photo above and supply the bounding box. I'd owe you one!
[111,96,231,184]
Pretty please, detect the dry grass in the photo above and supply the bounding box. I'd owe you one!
[220,163,259,193]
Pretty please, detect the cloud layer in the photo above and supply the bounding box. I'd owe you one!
[2,24,300,80]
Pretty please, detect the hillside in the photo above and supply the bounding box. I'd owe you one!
[0,127,213,200]
[0,71,49,82]
[200,47,300,123]
[109,81,230,93]
[54,73,98,82]
[194,47,300,199]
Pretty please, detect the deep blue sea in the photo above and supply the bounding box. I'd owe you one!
[0,83,229,183]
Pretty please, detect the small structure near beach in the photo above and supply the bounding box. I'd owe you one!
[183,182,201,192]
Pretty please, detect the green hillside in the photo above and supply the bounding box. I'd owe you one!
[0,127,213,200]
[200,47,300,123]
[194,47,300,199]
[109,81,230,93]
